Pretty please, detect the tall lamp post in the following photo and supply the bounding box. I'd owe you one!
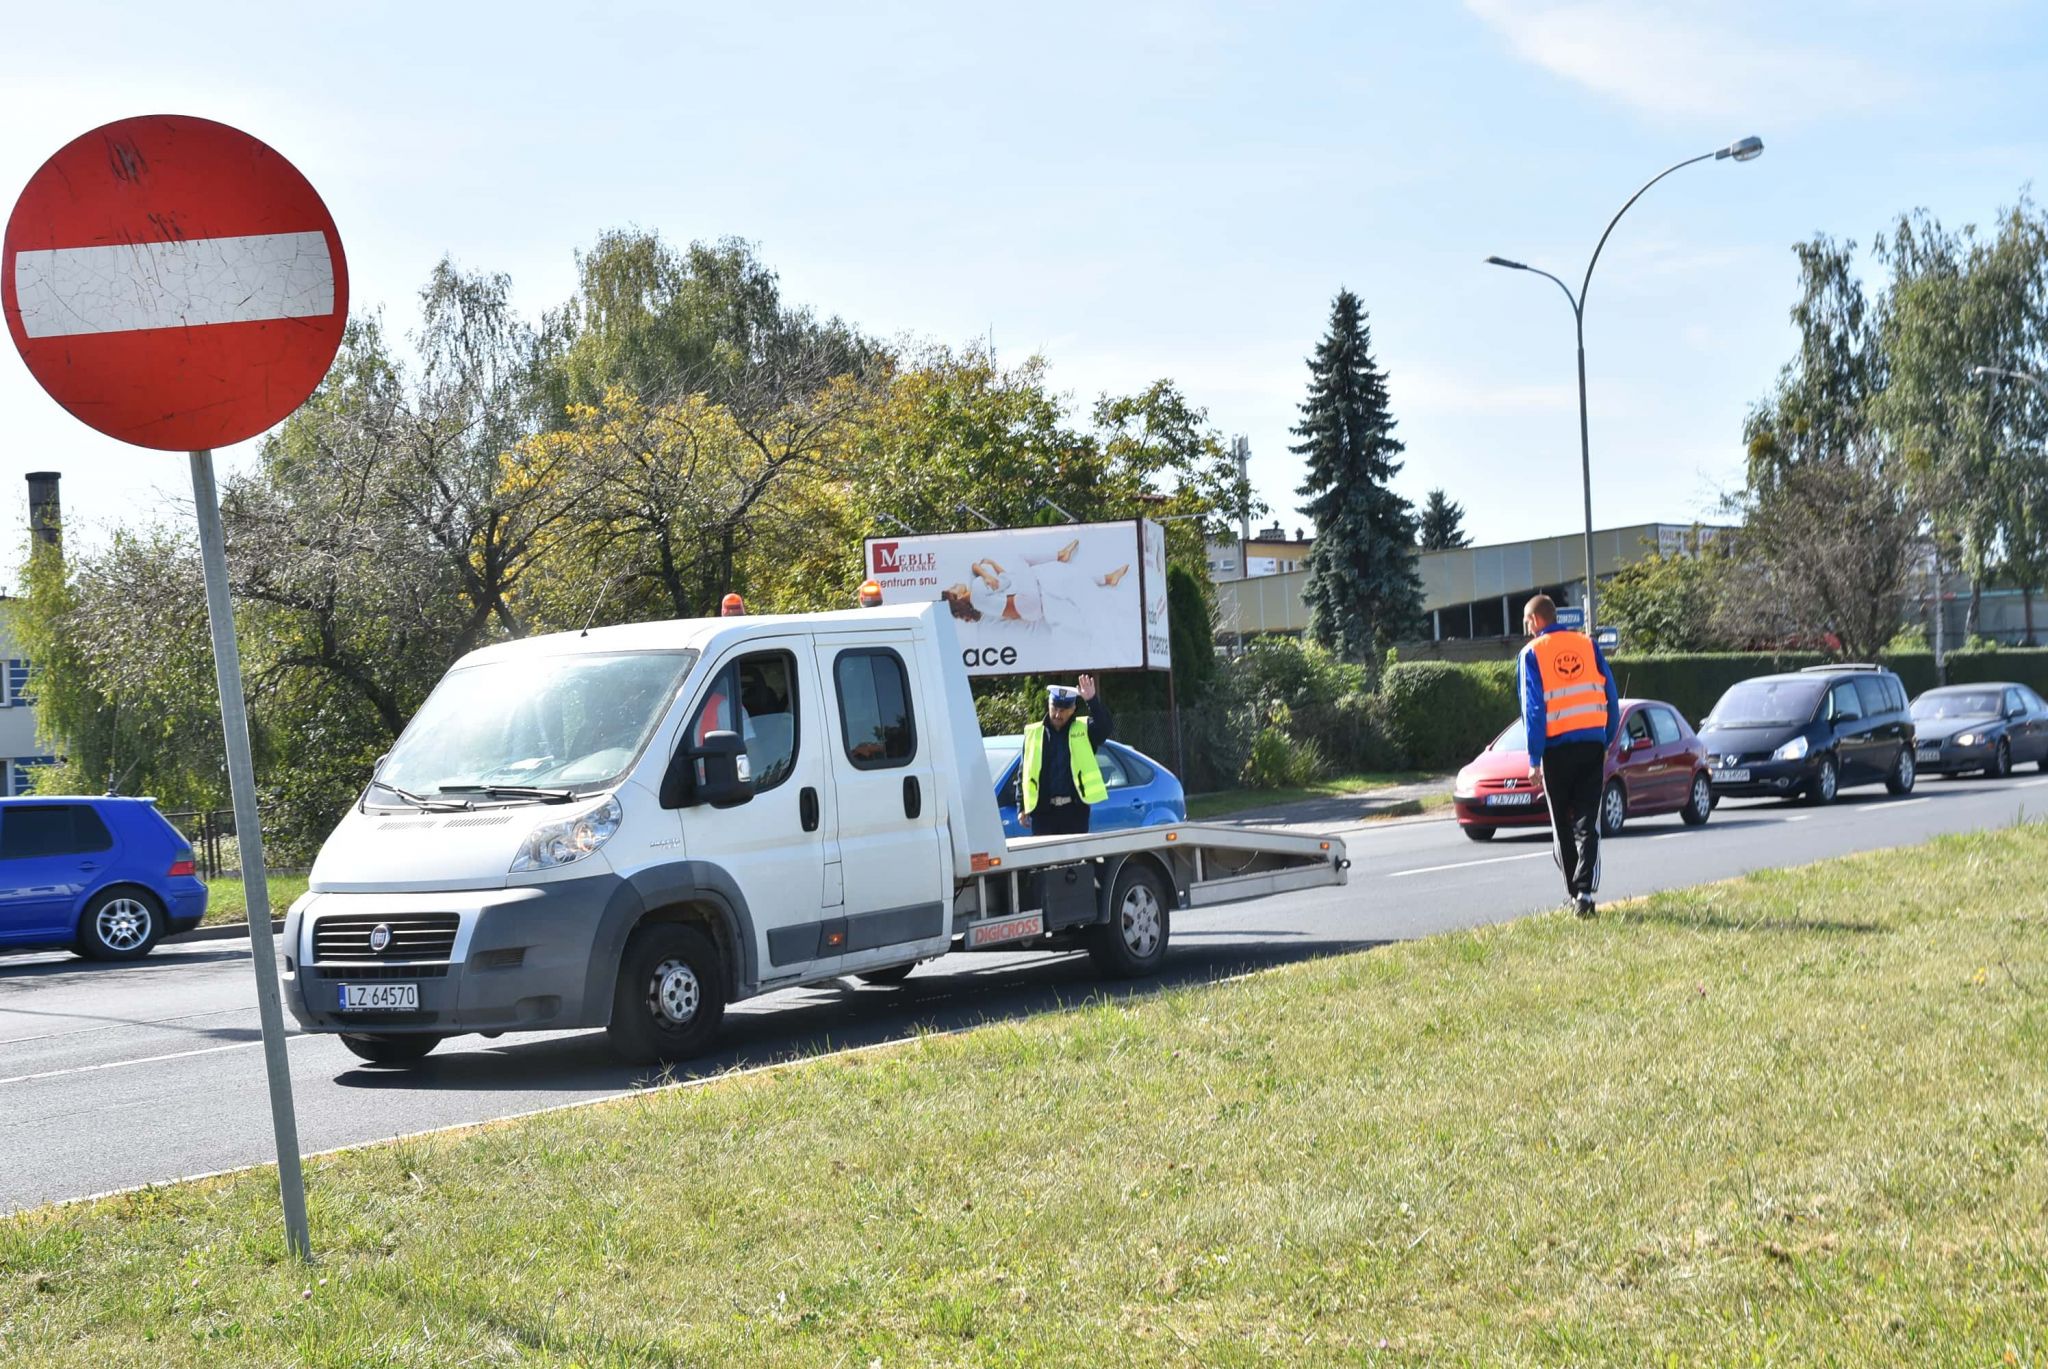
[1486,135,1764,636]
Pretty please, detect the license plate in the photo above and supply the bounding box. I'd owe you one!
[336,983,418,1011]
[1712,768,1750,783]
[1484,792,1534,807]
[967,913,1043,948]
[1917,747,1939,760]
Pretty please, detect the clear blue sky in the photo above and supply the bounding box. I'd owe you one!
[4,1,2045,581]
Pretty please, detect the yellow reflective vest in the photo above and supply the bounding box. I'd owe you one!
[1021,716,1108,813]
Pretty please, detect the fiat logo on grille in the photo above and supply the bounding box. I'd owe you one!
[368,923,393,953]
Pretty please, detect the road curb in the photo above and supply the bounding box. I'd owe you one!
[168,919,281,945]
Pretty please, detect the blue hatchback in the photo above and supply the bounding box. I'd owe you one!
[0,797,207,960]
[983,735,1188,837]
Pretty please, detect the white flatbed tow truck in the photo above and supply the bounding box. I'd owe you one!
[282,604,1349,1065]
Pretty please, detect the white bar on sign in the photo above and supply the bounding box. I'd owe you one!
[12,231,334,339]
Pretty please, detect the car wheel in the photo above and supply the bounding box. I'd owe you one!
[856,962,918,986]
[1803,756,1839,805]
[1461,824,1497,843]
[339,1033,443,1065]
[1680,772,1712,827]
[1886,745,1916,795]
[607,923,727,1065]
[1987,739,2012,779]
[1599,780,1626,837]
[1087,863,1170,978]
[76,887,164,961]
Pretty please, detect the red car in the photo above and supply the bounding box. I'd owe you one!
[1453,697,1714,842]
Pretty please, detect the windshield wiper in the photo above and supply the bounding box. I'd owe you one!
[435,783,580,804]
[365,778,472,812]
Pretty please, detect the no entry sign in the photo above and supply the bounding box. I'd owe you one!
[2,114,348,451]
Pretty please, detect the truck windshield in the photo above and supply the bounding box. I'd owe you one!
[374,650,698,803]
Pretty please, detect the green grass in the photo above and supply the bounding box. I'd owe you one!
[1186,771,1445,820]
[199,873,309,928]
[7,826,2048,1365]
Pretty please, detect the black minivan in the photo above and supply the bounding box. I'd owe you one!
[1698,665,1917,804]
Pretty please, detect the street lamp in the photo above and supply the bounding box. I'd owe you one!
[1486,135,1764,636]
[1969,364,2048,395]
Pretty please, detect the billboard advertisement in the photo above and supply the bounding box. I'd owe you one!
[865,519,1173,676]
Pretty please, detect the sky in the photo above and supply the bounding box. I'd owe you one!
[3,0,2046,586]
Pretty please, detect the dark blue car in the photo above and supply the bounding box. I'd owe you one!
[0,797,207,960]
[983,735,1188,837]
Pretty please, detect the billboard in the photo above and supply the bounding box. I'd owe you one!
[865,519,1173,676]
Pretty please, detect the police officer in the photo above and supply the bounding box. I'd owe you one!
[1020,673,1114,835]
[1519,595,1620,917]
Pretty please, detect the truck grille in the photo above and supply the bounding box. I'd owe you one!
[312,913,458,963]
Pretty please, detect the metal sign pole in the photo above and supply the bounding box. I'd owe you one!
[188,449,311,1261]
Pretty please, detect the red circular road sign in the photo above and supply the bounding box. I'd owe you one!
[3,115,348,451]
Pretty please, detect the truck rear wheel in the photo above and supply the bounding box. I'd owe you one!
[1087,863,1171,978]
[608,923,727,1065]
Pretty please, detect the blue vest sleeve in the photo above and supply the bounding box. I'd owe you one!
[1594,640,1621,743]
[1521,647,1547,765]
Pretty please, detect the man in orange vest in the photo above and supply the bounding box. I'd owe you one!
[1519,594,1621,918]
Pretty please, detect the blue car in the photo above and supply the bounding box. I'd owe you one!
[983,735,1188,837]
[0,797,207,960]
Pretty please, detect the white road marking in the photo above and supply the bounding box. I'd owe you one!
[1882,798,1934,811]
[0,1005,251,1048]
[13,230,334,338]
[1785,815,1812,822]
[1651,831,1691,841]
[1387,852,1550,879]
[0,1035,303,1087]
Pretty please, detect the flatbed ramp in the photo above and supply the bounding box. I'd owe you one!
[953,823,1349,949]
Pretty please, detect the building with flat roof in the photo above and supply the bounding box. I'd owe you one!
[1215,522,1728,646]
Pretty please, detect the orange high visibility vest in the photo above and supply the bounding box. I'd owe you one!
[1530,630,1608,738]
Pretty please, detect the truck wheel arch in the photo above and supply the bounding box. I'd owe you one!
[1097,850,1182,921]
[598,864,761,1006]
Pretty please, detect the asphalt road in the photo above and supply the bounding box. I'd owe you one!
[5,770,2046,1214]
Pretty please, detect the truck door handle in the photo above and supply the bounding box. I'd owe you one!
[800,787,819,832]
[902,776,922,820]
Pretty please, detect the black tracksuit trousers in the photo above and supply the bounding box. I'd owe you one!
[1540,740,1605,899]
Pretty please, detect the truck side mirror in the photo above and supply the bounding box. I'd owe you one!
[665,730,751,810]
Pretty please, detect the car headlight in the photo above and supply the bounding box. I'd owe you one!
[510,795,623,872]
[1955,732,1979,747]
[1772,736,1809,762]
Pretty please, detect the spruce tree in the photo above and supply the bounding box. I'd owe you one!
[1418,489,1471,550]
[1292,289,1424,661]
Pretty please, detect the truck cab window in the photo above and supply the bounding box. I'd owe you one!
[833,650,915,769]
[689,652,799,793]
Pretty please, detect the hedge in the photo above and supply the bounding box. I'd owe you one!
[1383,648,2048,767]
[1382,660,1520,769]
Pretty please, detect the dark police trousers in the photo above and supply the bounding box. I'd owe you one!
[1540,741,1604,899]
[1026,798,1091,836]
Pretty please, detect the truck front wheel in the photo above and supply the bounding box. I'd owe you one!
[608,923,727,1065]
[1087,864,1171,978]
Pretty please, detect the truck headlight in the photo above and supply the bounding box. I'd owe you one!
[511,795,623,872]
[1772,736,1809,762]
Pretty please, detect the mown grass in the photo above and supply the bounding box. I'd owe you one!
[1186,771,1446,820]
[7,825,2048,1365]
[199,873,309,928]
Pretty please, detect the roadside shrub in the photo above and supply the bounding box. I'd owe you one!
[1241,727,1328,789]
[1382,660,1519,768]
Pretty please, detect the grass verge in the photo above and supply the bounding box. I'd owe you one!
[199,873,310,928]
[1186,771,1446,821]
[7,825,2047,1365]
